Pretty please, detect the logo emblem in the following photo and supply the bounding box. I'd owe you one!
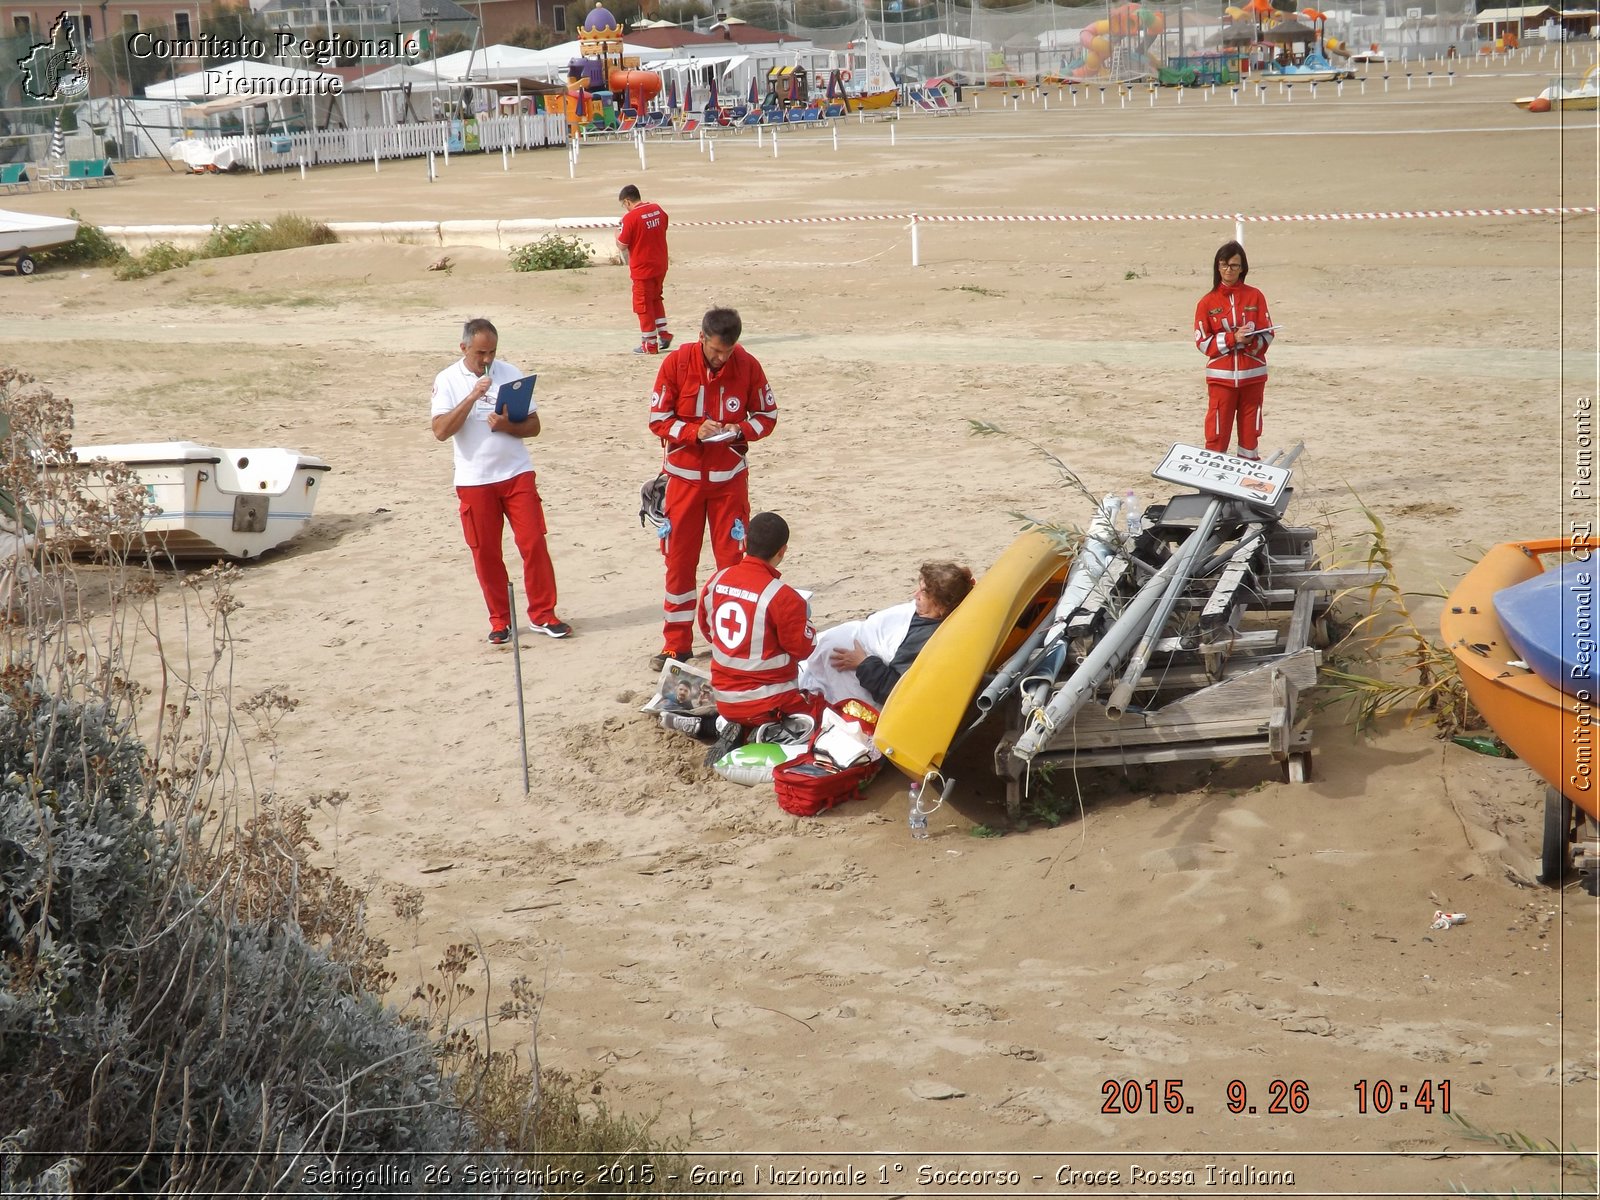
[18,11,89,101]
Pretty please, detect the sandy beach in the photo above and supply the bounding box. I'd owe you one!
[4,52,1599,1194]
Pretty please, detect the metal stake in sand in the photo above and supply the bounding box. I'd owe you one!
[1231,85,1238,105]
[708,140,716,162]
[428,150,436,181]
[757,123,764,147]
[506,583,531,796]
[300,159,307,181]
[890,123,896,146]
[909,213,920,267]
[373,148,380,173]
[773,129,780,157]
[443,137,449,167]
[638,133,648,170]
[502,145,510,171]
[832,124,838,151]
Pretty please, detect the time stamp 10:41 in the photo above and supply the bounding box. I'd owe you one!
[1102,1078,1451,1117]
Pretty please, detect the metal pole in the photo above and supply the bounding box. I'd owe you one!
[508,582,531,795]
[1103,496,1225,718]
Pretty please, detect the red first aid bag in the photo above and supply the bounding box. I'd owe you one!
[773,754,882,817]
[771,698,883,817]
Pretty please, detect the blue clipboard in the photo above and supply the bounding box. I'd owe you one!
[494,375,537,422]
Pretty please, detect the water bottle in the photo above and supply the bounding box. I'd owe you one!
[908,783,929,840]
[1124,489,1142,540]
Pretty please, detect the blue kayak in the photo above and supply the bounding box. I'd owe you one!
[1493,560,1600,700]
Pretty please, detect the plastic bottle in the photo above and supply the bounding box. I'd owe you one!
[1124,489,1141,540]
[1451,734,1515,759]
[908,783,929,840]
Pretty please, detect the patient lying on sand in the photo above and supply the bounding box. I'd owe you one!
[798,561,975,708]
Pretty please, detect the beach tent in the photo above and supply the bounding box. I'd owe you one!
[143,59,345,101]
[421,44,552,80]
[901,32,990,52]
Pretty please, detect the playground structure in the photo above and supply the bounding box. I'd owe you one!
[555,2,662,132]
[1058,2,1167,81]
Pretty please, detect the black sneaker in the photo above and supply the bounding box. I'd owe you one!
[703,721,746,767]
[487,627,511,645]
[649,649,693,672]
[529,620,572,639]
[659,331,674,350]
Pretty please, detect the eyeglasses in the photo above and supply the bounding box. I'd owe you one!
[1218,261,1244,271]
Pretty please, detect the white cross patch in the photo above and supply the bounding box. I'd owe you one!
[714,601,748,648]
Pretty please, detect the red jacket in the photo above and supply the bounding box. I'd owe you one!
[698,556,815,723]
[619,201,669,279]
[1195,282,1273,386]
[648,343,777,487]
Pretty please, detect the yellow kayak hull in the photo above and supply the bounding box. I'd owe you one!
[874,531,1069,780]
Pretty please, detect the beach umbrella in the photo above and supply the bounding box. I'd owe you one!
[707,74,718,111]
[748,75,758,105]
[665,73,678,111]
[1208,20,1257,46]
[47,113,65,163]
[683,77,693,113]
[1262,18,1315,42]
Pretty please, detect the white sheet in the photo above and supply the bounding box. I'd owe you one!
[798,601,914,707]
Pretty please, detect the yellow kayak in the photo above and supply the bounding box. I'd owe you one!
[874,531,1069,780]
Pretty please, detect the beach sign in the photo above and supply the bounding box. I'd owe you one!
[1152,443,1291,507]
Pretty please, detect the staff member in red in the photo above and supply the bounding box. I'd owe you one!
[431,317,570,644]
[647,306,778,671]
[697,510,815,764]
[1194,240,1274,461]
[617,183,672,355]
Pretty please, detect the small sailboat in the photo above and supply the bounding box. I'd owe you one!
[40,441,330,560]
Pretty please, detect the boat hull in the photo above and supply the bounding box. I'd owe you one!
[0,208,79,256]
[874,531,1068,780]
[844,90,898,111]
[1441,537,1597,815]
[41,441,330,560]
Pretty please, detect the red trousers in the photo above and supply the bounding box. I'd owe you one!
[631,273,667,336]
[457,471,559,629]
[1204,379,1266,454]
[660,474,748,655]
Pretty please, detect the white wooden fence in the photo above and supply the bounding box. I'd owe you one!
[190,113,567,174]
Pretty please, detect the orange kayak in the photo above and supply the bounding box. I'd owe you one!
[1441,537,1597,817]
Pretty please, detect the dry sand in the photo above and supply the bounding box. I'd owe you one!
[4,53,1599,1194]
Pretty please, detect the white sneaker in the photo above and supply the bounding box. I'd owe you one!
[1236,448,1261,462]
[659,711,705,737]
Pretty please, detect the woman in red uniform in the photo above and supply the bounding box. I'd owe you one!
[1194,240,1273,461]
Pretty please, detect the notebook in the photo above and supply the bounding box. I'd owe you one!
[494,375,537,422]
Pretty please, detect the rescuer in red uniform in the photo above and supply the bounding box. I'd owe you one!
[1194,240,1274,461]
[617,183,672,355]
[647,306,778,671]
[697,510,815,765]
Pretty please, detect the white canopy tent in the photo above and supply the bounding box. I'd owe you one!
[420,44,553,80]
[900,32,990,52]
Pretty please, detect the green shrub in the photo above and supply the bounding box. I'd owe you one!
[36,210,128,268]
[112,241,196,280]
[202,213,337,258]
[509,234,594,272]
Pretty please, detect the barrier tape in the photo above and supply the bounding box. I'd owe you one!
[564,206,1598,228]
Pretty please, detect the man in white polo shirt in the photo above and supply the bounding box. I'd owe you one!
[430,317,570,645]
